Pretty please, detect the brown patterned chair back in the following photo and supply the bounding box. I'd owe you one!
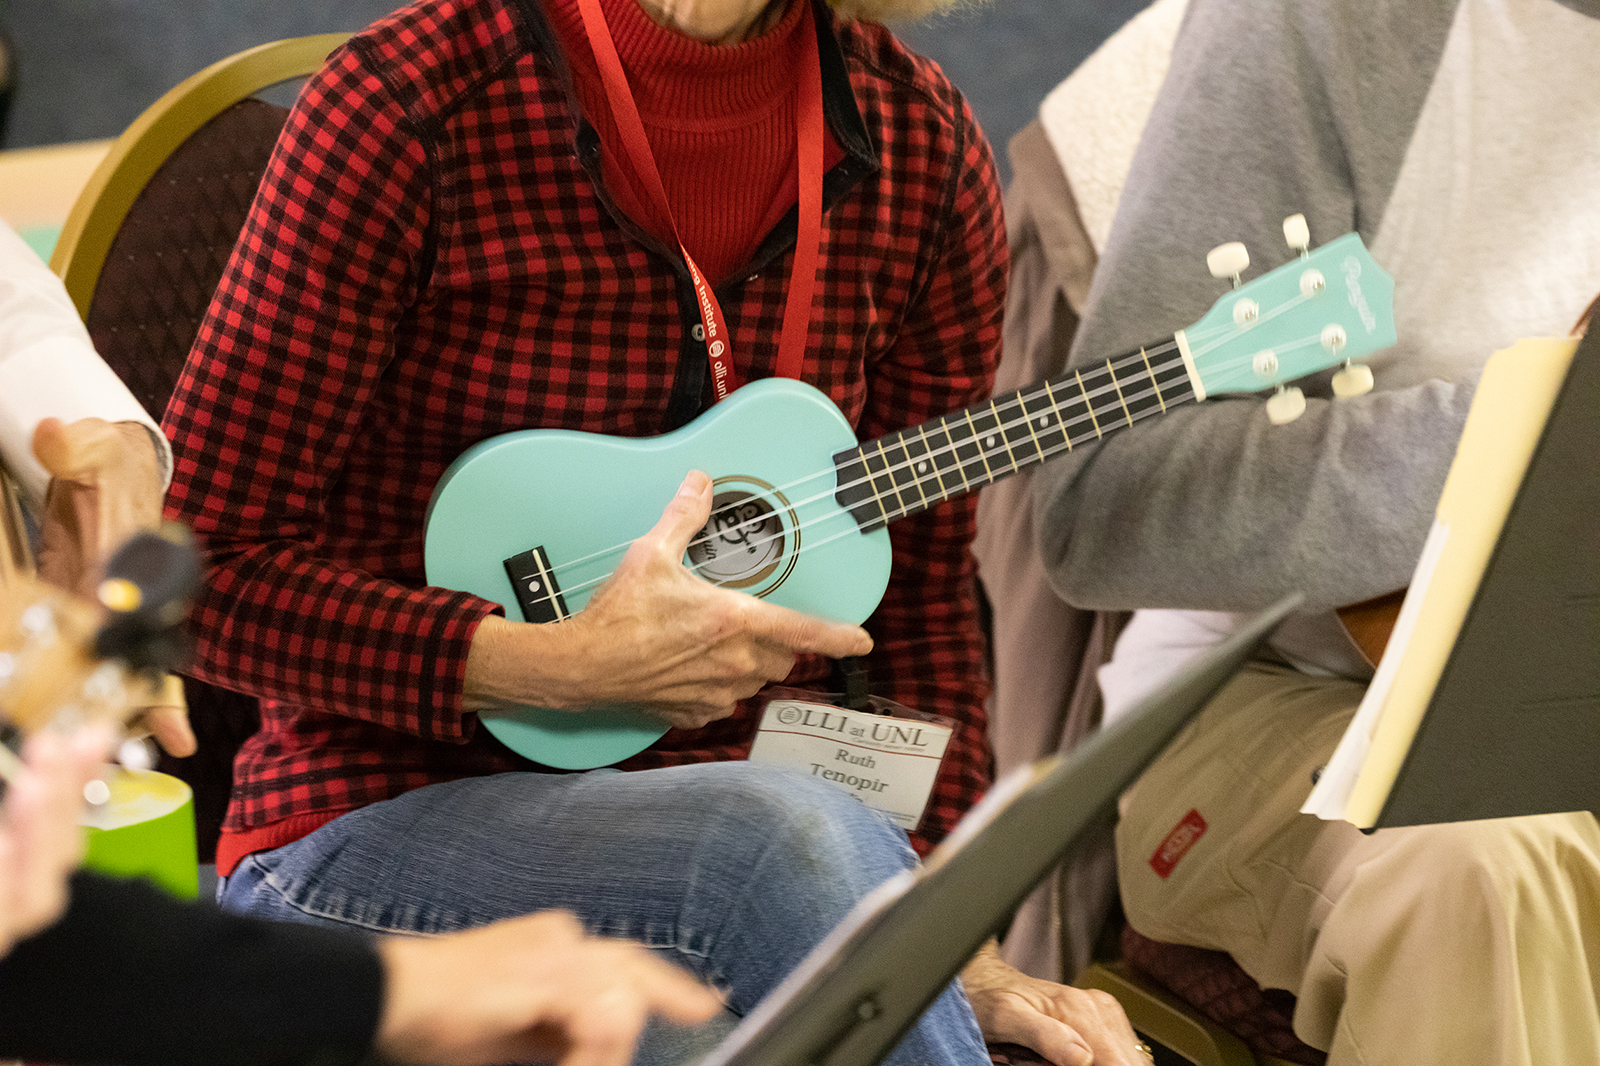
[85,98,287,421]
[45,35,348,865]
[1120,926,1326,1065]
[84,97,291,863]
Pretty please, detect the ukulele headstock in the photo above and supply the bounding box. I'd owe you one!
[0,528,200,754]
[1181,220,1397,421]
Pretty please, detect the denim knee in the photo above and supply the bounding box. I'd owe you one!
[704,765,916,909]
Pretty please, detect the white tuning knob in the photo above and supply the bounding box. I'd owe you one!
[1283,214,1311,255]
[1266,386,1307,425]
[1207,242,1250,287]
[1332,362,1375,398]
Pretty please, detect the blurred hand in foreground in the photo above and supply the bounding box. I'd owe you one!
[0,724,117,958]
[31,417,194,758]
[376,910,722,1066]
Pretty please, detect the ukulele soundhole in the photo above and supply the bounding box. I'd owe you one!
[686,480,799,595]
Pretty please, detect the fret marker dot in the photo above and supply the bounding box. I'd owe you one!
[985,435,998,449]
[1038,417,1051,428]
[917,461,929,474]
[527,580,542,593]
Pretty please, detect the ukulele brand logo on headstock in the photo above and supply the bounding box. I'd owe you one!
[1344,256,1378,333]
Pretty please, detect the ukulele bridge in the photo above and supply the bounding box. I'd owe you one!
[503,547,572,623]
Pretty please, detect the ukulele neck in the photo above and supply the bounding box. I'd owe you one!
[833,340,1198,531]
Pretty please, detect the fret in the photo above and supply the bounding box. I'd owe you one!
[1107,353,1169,423]
[987,398,1022,473]
[960,408,1000,486]
[938,416,974,495]
[917,423,958,499]
[861,447,896,527]
[880,434,929,516]
[1078,362,1136,434]
[870,439,909,518]
[1139,346,1167,412]
[1104,361,1135,428]
[895,430,936,510]
[1011,388,1050,463]
[831,445,893,532]
[1121,371,1168,422]
[1074,369,1103,439]
[1038,379,1073,453]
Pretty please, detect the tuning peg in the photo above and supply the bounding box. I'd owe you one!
[1332,362,1374,398]
[1283,214,1311,257]
[1266,386,1306,425]
[93,526,200,673]
[1207,242,1250,289]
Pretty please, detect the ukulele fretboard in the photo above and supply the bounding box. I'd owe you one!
[832,340,1197,531]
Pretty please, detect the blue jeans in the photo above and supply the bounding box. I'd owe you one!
[218,762,988,1066]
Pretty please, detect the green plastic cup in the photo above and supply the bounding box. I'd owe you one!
[81,768,199,899]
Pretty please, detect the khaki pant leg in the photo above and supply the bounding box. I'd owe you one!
[1116,662,1367,992]
[1115,661,1600,1065]
[1305,812,1600,1065]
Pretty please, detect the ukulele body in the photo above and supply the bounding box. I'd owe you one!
[424,376,893,769]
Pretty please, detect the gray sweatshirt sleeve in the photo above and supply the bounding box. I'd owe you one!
[1032,0,1475,614]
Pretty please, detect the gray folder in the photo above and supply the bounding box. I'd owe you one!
[1377,325,1600,827]
[699,596,1300,1066]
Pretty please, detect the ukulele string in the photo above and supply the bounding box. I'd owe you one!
[537,348,1193,605]
[529,341,1188,586]
[765,319,1325,533]
[530,310,1330,606]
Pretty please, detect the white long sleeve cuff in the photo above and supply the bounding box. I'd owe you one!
[0,221,170,505]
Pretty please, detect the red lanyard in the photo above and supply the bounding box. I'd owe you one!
[574,0,824,398]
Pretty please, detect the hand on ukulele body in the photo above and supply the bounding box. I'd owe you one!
[31,418,196,758]
[962,942,1147,1066]
[375,909,721,1066]
[466,470,873,730]
[0,723,117,958]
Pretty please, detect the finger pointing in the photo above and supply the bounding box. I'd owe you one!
[744,598,872,659]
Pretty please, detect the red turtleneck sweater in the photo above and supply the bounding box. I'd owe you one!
[545,0,839,284]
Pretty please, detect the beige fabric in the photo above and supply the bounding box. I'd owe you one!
[1117,660,1600,1064]
[974,0,1186,981]
[972,0,1185,981]
[974,120,1122,982]
[1037,0,1189,254]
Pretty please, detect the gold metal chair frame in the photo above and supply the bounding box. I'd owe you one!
[49,33,349,317]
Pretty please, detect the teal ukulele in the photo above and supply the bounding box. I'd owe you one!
[425,220,1396,769]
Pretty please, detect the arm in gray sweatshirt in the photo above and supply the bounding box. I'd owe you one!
[1031,0,1476,615]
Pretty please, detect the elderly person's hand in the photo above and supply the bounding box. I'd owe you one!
[963,942,1149,1066]
[466,470,874,730]
[0,723,117,958]
[30,417,195,758]
[31,416,164,597]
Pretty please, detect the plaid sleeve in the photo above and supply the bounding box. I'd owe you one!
[162,46,498,741]
[858,89,1007,852]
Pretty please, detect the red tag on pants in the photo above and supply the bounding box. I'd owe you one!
[1150,808,1208,879]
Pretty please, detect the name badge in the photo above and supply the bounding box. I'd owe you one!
[748,690,954,830]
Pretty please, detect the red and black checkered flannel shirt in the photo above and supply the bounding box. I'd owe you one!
[163,0,1006,870]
